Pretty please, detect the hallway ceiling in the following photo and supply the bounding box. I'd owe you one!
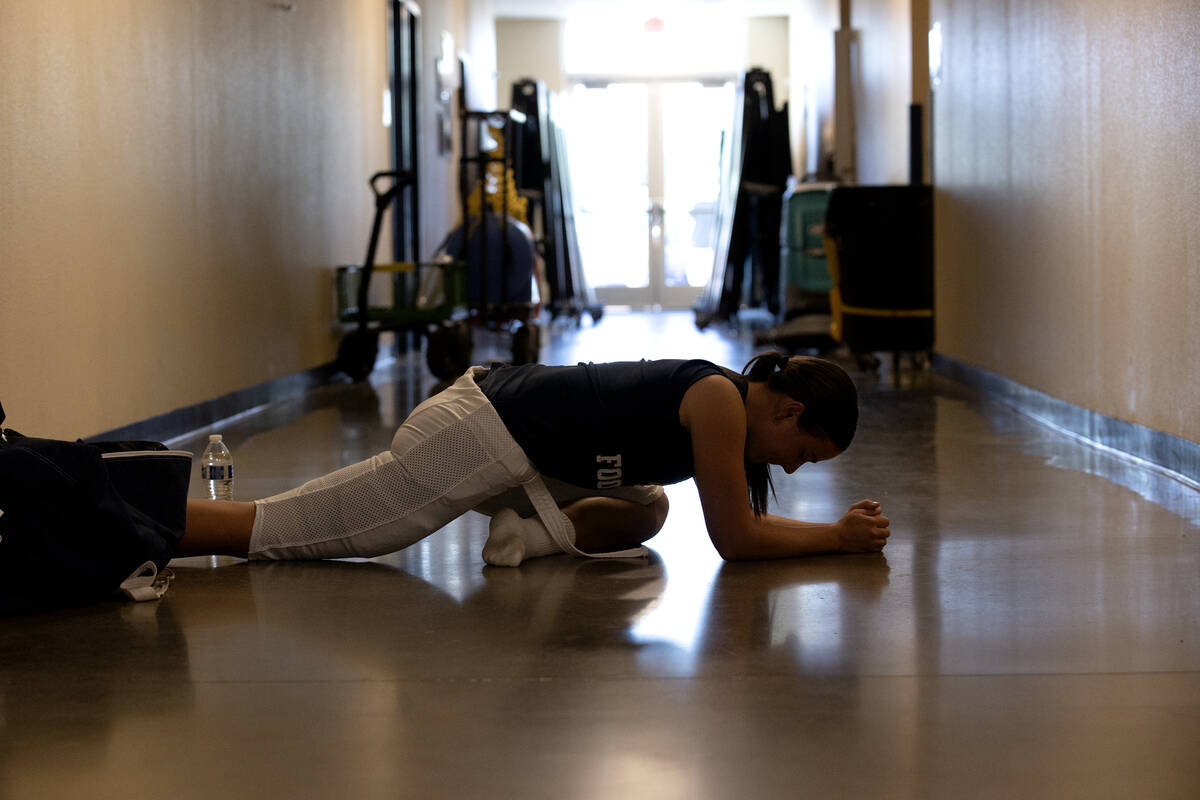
[493,0,801,20]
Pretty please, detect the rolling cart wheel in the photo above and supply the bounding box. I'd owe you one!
[511,322,540,365]
[426,321,472,380]
[336,328,379,382]
[855,352,881,372]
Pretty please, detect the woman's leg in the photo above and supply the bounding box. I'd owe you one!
[179,485,671,563]
[483,491,669,566]
[177,499,256,557]
[567,493,669,553]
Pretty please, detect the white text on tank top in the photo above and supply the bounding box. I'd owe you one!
[596,454,622,488]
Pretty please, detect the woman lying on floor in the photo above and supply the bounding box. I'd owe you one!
[178,352,891,565]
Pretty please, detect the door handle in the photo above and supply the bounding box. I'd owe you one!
[648,202,664,239]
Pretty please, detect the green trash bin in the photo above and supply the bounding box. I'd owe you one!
[780,181,836,314]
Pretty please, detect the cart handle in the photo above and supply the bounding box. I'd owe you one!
[370,170,416,204]
[355,170,417,329]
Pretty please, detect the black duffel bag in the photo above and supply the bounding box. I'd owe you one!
[0,401,192,613]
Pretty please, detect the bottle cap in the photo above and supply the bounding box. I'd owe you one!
[209,434,223,442]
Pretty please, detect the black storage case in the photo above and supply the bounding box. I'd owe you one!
[824,185,934,355]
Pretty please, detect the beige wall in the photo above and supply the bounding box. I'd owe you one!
[464,0,499,109]
[0,0,473,439]
[423,0,474,256]
[932,0,1200,442]
[789,1,839,178]
[853,0,914,184]
[787,0,915,183]
[497,18,566,97]
[747,16,791,108]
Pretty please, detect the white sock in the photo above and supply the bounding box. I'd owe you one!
[482,508,574,567]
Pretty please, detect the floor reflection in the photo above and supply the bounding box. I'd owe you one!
[696,556,891,673]
[165,552,675,683]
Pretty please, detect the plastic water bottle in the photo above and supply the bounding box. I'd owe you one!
[200,434,234,500]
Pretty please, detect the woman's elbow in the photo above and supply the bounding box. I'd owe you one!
[717,546,758,562]
[708,530,751,561]
[703,509,760,561]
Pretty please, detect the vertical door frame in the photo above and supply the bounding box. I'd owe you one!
[387,0,421,263]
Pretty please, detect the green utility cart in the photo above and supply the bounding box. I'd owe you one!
[334,171,471,382]
[780,181,836,314]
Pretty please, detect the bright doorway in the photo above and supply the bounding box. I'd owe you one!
[564,79,736,309]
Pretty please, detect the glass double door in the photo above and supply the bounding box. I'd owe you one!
[566,80,735,309]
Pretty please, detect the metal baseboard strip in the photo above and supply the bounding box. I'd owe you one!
[88,362,341,447]
[932,354,1200,489]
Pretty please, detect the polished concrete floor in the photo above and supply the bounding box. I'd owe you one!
[3,311,1198,799]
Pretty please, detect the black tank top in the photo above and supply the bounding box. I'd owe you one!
[479,359,747,489]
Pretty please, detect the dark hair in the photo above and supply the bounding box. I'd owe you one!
[741,351,859,517]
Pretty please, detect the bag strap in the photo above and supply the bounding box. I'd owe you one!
[521,471,648,560]
[119,561,175,602]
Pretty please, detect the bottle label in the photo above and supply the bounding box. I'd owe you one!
[202,465,231,480]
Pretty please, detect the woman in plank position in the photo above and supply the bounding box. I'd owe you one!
[178,352,890,564]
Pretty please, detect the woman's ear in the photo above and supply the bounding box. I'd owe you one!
[777,399,806,421]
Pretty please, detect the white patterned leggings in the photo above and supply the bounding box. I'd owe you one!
[248,367,656,561]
